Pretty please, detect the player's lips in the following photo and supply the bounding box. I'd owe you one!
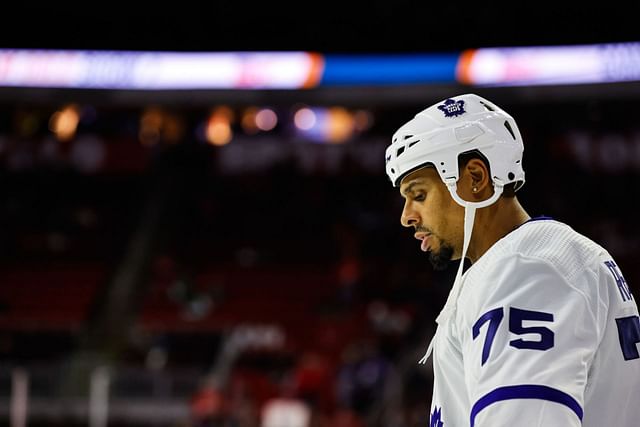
[414,233,431,252]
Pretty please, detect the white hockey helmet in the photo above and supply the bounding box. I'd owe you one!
[385,93,525,208]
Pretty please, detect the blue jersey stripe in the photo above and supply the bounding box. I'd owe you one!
[470,384,583,427]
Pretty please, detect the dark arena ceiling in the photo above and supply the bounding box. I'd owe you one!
[3,2,639,52]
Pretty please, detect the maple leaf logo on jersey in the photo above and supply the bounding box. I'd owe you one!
[437,98,465,118]
[430,406,444,427]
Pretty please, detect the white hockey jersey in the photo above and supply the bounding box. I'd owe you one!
[427,218,640,427]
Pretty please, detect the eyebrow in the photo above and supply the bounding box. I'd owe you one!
[400,180,425,197]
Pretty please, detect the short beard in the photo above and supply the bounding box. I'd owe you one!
[428,243,454,271]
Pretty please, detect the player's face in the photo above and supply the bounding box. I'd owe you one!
[399,166,464,270]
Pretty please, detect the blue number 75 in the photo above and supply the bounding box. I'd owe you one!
[473,307,554,366]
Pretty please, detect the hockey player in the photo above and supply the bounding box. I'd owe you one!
[385,94,640,426]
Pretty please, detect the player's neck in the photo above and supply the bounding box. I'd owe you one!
[467,197,530,263]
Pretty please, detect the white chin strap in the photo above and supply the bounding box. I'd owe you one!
[419,179,504,364]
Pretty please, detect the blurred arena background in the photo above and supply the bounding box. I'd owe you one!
[1,4,640,427]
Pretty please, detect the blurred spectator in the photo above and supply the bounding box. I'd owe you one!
[260,374,311,427]
[332,222,364,308]
[291,352,333,411]
[336,340,393,417]
[190,385,237,427]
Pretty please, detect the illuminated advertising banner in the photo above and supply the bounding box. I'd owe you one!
[0,43,638,89]
[0,50,323,89]
[458,43,640,86]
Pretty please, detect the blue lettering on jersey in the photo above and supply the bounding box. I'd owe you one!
[430,406,444,427]
[615,315,640,360]
[604,260,633,302]
[473,307,555,366]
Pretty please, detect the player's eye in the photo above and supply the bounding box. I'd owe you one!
[414,193,426,202]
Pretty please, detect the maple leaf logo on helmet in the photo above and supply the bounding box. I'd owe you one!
[437,98,466,118]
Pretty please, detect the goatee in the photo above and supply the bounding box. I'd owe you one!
[428,243,454,271]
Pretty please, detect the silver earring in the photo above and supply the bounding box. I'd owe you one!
[472,187,478,193]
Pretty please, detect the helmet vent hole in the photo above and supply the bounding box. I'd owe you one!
[403,134,414,140]
[396,146,405,156]
[508,172,515,180]
[408,140,419,148]
[391,168,395,173]
[479,101,495,111]
[503,121,516,140]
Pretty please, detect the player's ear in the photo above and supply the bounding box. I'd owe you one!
[465,158,491,195]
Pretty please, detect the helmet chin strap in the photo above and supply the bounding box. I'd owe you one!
[419,179,504,364]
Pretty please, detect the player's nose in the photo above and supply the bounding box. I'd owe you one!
[401,200,419,228]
